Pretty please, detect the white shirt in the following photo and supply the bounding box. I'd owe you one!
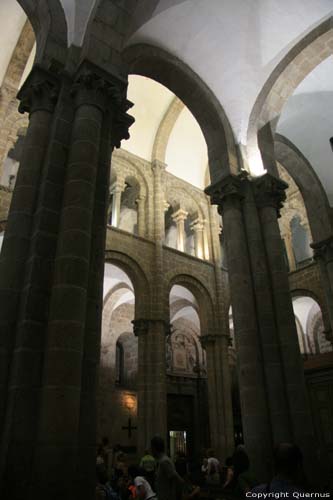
[134,476,156,500]
[207,457,220,474]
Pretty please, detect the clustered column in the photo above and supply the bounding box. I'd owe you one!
[206,175,273,479]
[206,172,318,481]
[0,62,134,500]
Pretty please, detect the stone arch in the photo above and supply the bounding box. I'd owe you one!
[104,250,151,319]
[0,113,29,180]
[152,96,184,163]
[166,185,205,220]
[0,19,35,177]
[247,16,333,167]
[275,134,332,243]
[18,0,67,67]
[123,43,239,183]
[291,289,332,354]
[111,151,150,198]
[0,19,35,94]
[166,272,215,336]
[291,288,326,318]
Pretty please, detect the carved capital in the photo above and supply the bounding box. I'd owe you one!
[190,217,204,233]
[17,65,59,114]
[253,173,288,216]
[132,319,149,337]
[152,159,167,174]
[311,235,333,263]
[172,208,188,224]
[132,319,172,337]
[200,334,217,349]
[71,62,134,148]
[205,175,243,215]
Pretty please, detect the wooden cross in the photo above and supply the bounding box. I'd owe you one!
[122,417,137,438]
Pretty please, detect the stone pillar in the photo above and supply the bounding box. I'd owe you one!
[0,61,134,500]
[312,236,333,338]
[283,232,296,272]
[172,208,188,252]
[202,219,210,260]
[253,173,317,476]
[148,161,168,448]
[205,175,272,479]
[0,66,60,480]
[191,217,204,259]
[136,194,146,237]
[133,319,168,456]
[201,333,234,460]
[242,177,293,443]
[110,180,125,227]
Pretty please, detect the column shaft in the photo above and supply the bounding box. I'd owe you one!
[243,179,292,443]
[206,175,272,479]
[254,174,316,477]
[134,319,168,456]
[202,334,233,460]
[0,68,60,498]
[110,183,123,227]
[172,208,188,252]
[136,195,146,237]
[77,106,114,499]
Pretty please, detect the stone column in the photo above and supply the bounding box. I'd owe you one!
[30,66,132,500]
[202,219,210,260]
[136,194,146,237]
[283,232,296,272]
[253,173,317,476]
[172,208,188,252]
[312,236,333,338]
[201,333,234,460]
[110,180,125,227]
[242,177,293,444]
[205,175,272,479]
[191,217,204,259]
[147,160,168,448]
[0,66,60,482]
[133,319,169,456]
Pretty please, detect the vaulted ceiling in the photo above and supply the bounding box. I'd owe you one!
[1,0,332,201]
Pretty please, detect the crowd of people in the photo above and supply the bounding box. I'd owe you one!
[95,437,310,500]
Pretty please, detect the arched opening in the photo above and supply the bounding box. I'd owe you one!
[292,295,333,357]
[99,262,138,453]
[168,284,209,461]
[118,177,140,235]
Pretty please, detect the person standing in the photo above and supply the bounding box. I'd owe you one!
[151,436,184,500]
[140,449,156,487]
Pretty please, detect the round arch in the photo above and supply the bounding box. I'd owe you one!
[105,250,151,319]
[291,288,326,319]
[111,152,150,198]
[247,16,333,169]
[123,43,239,184]
[18,0,68,67]
[166,272,215,335]
[275,134,332,243]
